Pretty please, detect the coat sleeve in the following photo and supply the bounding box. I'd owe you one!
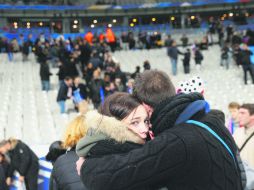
[6,163,14,178]
[167,47,171,56]
[16,143,31,176]
[80,130,187,190]
[49,173,59,190]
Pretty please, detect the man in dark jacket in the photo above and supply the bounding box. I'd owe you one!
[80,40,92,70]
[0,139,39,190]
[79,70,242,190]
[64,53,79,78]
[22,41,30,62]
[240,44,254,85]
[220,44,230,69]
[90,50,103,69]
[57,76,73,113]
[167,40,182,76]
[40,61,52,91]
[88,69,105,109]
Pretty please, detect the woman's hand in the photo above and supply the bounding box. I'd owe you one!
[76,157,85,176]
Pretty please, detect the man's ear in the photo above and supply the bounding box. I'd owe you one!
[250,114,254,122]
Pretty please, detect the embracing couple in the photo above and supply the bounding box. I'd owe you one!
[76,70,243,190]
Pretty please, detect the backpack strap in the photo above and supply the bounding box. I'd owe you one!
[239,131,254,152]
[175,100,210,125]
[186,120,236,166]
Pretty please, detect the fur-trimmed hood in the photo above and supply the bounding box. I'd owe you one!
[85,110,142,143]
[76,110,142,157]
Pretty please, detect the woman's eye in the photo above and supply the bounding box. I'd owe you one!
[131,121,139,126]
[144,120,150,125]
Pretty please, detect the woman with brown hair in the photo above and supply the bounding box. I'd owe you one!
[76,92,150,180]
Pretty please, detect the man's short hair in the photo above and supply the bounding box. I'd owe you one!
[133,70,176,107]
[228,102,240,109]
[240,104,254,115]
[64,76,72,81]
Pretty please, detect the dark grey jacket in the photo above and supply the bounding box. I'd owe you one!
[51,149,87,190]
[167,46,181,60]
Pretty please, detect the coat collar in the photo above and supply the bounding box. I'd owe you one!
[151,93,204,136]
[85,110,143,144]
[76,110,143,157]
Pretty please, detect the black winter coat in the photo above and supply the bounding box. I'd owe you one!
[195,50,203,63]
[167,46,180,60]
[57,65,66,81]
[37,46,49,64]
[64,61,79,78]
[88,79,104,104]
[183,52,191,66]
[80,93,242,190]
[51,149,87,190]
[0,163,8,190]
[40,62,52,81]
[240,50,253,65]
[80,43,92,65]
[7,141,38,177]
[88,140,142,158]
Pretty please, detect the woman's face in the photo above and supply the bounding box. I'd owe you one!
[122,105,150,141]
